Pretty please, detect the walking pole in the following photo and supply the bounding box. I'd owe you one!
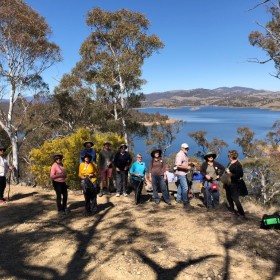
[7,169,12,201]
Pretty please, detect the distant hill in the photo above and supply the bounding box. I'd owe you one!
[142,86,280,110]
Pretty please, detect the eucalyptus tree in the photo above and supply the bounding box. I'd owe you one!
[0,0,61,180]
[71,7,164,143]
[249,0,280,79]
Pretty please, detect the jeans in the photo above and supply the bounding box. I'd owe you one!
[204,181,219,208]
[176,174,188,203]
[116,170,128,194]
[151,175,170,203]
[225,183,245,216]
[53,181,68,212]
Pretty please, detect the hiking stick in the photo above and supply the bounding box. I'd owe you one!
[7,169,12,201]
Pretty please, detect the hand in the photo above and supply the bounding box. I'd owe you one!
[116,167,120,172]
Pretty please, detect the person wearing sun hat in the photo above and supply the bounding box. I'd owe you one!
[113,143,132,197]
[80,140,96,164]
[149,148,171,205]
[200,151,225,210]
[50,153,68,215]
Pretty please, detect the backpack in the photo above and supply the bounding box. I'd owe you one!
[260,213,280,229]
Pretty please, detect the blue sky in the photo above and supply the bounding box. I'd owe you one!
[25,0,279,93]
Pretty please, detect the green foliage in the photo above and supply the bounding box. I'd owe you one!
[29,128,124,189]
[188,130,228,159]
[145,120,184,156]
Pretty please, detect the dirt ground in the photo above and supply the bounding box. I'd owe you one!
[0,185,279,280]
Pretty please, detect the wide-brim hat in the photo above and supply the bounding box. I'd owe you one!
[204,152,217,160]
[83,141,94,147]
[151,149,162,158]
[119,143,128,149]
[81,153,92,161]
[53,153,63,160]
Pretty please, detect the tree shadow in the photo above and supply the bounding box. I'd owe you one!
[9,191,38,201]
[135,249,218,280]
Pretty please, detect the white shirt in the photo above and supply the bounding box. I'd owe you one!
[0,156,8,176]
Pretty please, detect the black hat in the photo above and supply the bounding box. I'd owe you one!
[83,141,94,147]
[151,149,162,158]
[204,152,217,160]
[53,153,63,160]
[82,153,92,161]
[0,145,6,151]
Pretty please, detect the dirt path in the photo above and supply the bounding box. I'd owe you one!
[0,185,279,280]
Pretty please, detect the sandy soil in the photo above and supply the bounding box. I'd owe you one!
[0,185,279,280]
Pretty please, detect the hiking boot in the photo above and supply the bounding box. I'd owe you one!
[166,201,172,205]
[98,191,104,197]
[176,200,183,204]
[155,200,160,204]
[116,193,120,197]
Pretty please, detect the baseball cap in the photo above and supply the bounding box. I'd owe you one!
[181,143,189,148]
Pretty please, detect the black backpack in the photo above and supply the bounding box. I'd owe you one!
[260,212,280,229]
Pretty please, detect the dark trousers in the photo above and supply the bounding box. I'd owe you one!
[225,183,245,216]
[53,181,68,212]
[116,170,128,194]
[132,179,144,204]
[0,176,6,199]
[151,175,170,203]
[83,187,97,212]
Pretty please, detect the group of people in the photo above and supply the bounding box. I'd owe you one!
[49,140,246,218]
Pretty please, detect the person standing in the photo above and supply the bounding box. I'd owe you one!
[149,149,171,205]
[80,141,96,163]
[114,144,132,197]
[50,153,68,215]
[129,153,147,204]
[98,141,114,196]
[174,143,194,209]
[0,146,12,203]
[200,152,225,210]
[79,153,98,214]
[224,150,246,218]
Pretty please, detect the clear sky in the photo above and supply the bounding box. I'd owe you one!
[25,0,279,93]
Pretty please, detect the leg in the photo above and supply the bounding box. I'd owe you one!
[212,189,220,209]
[123,170,128,194]
[159,176,170,203]
[152,175,160,202]
[177,175,188,203]
[231,185,245,216]
[225,185,235,212]
[204,181,213,208]
[83,190,91,212]
[61,182,68,211]
[115,171,122,195]
[53,181,63,212]
[0,176,6,200]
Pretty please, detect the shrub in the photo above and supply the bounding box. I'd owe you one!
[29,128,124,189]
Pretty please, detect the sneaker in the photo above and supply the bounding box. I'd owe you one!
[166,201,172,205]
[123,193,128,197]
[155,200,160,204]
[176,200,183,204]
[116,193,120,197]
[99,191,104,197]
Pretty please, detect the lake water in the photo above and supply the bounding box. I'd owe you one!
[133,106,280,166]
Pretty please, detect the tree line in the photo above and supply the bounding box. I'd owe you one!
[0,0,279,206]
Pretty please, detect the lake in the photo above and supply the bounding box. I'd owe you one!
[133,106,280,166]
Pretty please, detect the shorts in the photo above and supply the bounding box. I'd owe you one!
[99,168,113,181]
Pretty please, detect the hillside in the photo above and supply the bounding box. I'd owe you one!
[0,185,279,280]
[142,87,280,110]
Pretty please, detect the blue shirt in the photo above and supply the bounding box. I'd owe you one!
[129,161,146,181]
[80,148,96,163]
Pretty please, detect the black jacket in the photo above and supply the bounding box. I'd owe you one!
[200,161,225,181]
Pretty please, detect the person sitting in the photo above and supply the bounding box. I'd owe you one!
[79,153,98,214]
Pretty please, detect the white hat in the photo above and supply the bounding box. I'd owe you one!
[181,143,189,148]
